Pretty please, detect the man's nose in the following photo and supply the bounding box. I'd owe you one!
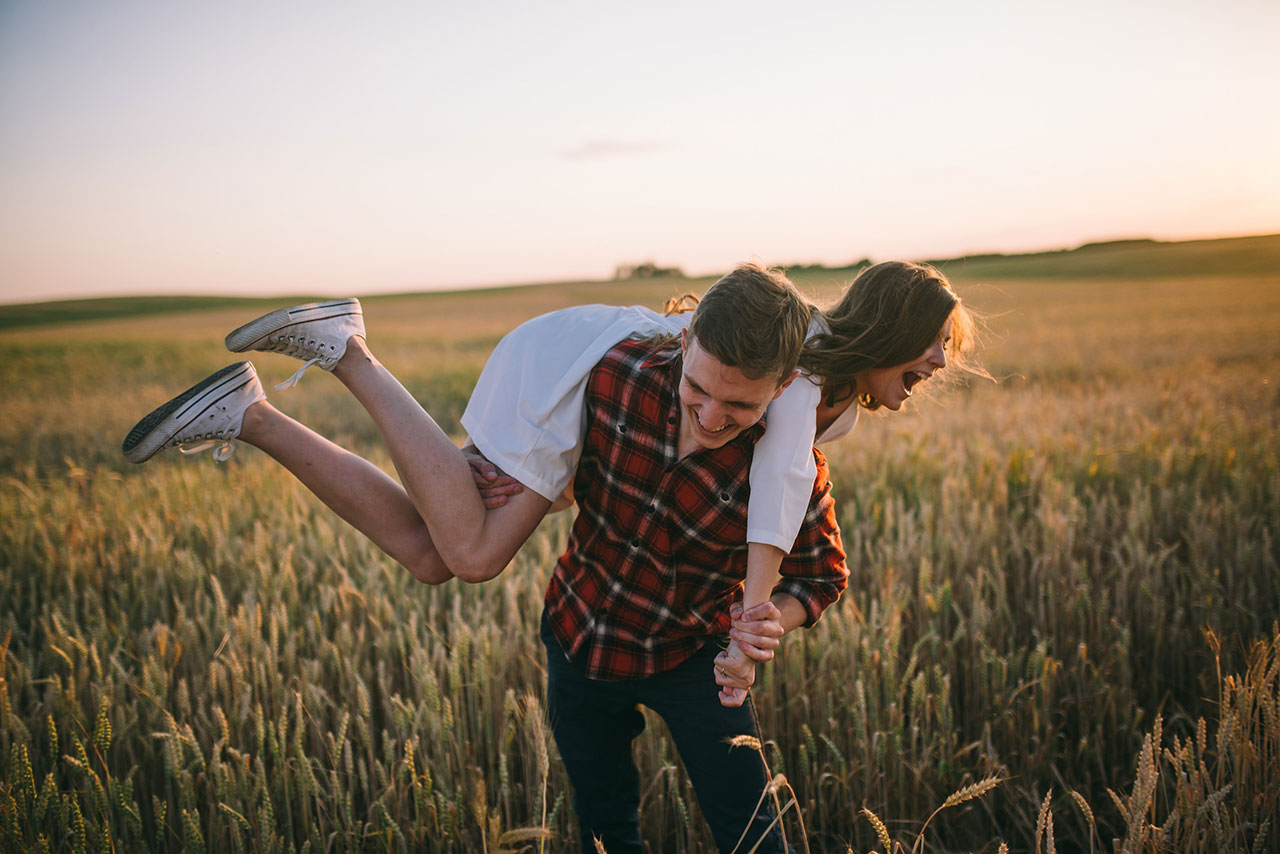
[701,400,731,427]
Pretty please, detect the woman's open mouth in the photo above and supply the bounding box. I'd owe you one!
[903,371,929,395]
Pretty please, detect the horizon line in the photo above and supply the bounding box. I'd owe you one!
[3,229,1276,310]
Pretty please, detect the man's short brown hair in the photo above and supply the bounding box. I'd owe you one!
[688,261,811,383]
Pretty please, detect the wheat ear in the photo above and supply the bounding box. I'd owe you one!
[860,807,892,853]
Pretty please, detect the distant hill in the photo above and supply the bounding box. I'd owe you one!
[785,233,1280,281]
[0,295,320,333]
[2,233,1276,332]
[922,233,1280,280]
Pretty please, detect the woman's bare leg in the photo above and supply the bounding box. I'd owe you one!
[237,400,456,585]
[328,337,552,582]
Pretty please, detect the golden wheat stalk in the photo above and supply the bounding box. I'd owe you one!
[1034,788,1052,853]
[1069,789,1097,854]
[914,777,1005,854]
[860,806,893,854]
[941,775,1004,809]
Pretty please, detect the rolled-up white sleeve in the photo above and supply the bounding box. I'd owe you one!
[746,377,821,551]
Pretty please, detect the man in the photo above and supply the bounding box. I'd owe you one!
[541,263,848,852]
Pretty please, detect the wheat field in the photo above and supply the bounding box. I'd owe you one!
[2,263,1278,852]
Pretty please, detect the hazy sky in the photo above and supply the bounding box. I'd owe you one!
[1,0,1277,304]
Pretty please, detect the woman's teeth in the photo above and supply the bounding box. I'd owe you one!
[903,371,928,394]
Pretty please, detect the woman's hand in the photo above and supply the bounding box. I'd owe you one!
[714,601,786,707]
[714,643,756,707]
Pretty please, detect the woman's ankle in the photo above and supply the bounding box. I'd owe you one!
[237,399,275,445]
[333,335,375,378]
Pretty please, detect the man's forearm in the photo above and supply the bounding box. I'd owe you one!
[769,592,810,637]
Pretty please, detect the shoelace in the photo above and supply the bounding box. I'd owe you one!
[275,357,321,391]
[177,438,236,461]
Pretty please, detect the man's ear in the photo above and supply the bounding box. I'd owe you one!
[680,328,688,352]
[771,368,801,401]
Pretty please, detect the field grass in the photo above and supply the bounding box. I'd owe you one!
[1,251,1278,851]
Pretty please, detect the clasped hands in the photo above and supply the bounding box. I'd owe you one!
[464,447,523,507]
[466,447,784,707]
[466,448,579,513]
[715,600,784,708]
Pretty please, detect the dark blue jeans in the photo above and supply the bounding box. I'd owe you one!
[541,613,789,853]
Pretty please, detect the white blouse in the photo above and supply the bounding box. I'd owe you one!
[461,305,855,552]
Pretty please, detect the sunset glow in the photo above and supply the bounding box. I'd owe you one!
[1,0,1277,304]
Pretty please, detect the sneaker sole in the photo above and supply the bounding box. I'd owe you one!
[121,362,256,463]
[225,298,362,352]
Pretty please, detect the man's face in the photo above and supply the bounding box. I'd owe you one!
[677,332,796,453]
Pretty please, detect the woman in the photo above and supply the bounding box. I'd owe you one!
[121,261,979,701]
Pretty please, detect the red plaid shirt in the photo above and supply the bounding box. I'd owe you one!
[544,337,848,681]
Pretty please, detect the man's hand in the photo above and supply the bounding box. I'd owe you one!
[729,600,784,659]
[714,600,786,707]
[461,445,524,509]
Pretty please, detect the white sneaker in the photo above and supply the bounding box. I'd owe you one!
[225,298,364,390]
[122,362,266,463]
